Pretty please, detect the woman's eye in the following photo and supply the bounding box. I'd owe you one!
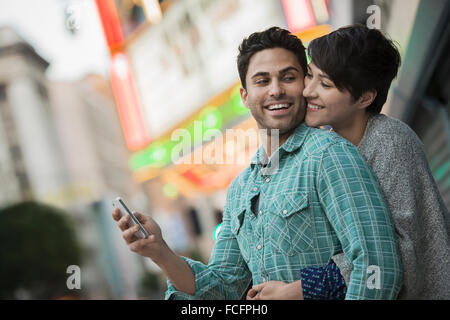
[305,72,312,78]
[321,82,332,88]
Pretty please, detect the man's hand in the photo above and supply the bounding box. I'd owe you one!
[112,208,196,295]
[112,208,168,264]
[246,280,304,300]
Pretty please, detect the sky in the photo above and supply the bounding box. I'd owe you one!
[0,0,110,81]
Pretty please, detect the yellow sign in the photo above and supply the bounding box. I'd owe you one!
[294,24,333,44]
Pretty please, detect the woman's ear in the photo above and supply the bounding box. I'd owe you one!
[358,90,377,110]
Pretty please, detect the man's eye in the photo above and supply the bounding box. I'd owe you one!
[255,79,269,85]
[283,76,296,81]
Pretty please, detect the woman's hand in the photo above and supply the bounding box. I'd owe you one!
[246,280,304,300]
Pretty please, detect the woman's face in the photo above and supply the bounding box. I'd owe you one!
[303,62,362,130]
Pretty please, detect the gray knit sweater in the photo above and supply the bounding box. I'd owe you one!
[332,114,450,299]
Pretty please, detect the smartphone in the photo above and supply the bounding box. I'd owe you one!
[113,197,149,239]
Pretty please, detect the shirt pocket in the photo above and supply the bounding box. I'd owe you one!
[230,206,251,261]
[268,192,314,255]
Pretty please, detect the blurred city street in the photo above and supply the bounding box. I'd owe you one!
[0,0,449,299]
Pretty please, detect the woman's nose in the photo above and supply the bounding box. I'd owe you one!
[303,80,315,98]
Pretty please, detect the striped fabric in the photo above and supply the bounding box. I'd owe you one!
[166,123,402,300]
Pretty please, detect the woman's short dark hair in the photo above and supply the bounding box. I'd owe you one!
[237,27,307,90]
[308,24,401,114]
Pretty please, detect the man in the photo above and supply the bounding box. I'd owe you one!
[112,27,403,300]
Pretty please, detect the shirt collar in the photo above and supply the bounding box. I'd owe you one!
[250,123,311,167]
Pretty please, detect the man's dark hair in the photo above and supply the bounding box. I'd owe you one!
[307,24,401,114]
[237,27,307,90]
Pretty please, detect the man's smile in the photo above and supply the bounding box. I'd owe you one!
[264,102,293,115]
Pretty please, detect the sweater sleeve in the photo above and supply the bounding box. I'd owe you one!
[360,128,450,299]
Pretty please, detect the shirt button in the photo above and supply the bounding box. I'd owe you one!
[259,210,263,215]
[265,178,270,183]
[257,245,262,250]
[283,209,288,214]
[253,187,258,192]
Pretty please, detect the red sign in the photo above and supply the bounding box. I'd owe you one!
[282,0,316,33]
[110,53,151,151]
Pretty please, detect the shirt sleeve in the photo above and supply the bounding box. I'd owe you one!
[165,186,252,300]
[317,141,403,300]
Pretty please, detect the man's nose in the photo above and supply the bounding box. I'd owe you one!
[269,80,285,97]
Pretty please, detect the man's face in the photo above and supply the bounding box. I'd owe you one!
[240,48,306,139]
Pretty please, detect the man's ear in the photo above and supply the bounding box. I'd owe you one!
[240,87,249,109]
[357,90,377,110]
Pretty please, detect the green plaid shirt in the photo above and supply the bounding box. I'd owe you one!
[166,123,402,300]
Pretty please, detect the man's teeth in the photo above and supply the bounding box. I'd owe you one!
[268,104,289,110]
[308,104,323,110]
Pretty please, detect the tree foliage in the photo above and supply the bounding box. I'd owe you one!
[0,201,83,299]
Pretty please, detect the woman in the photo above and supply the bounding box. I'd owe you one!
[248,24,450,300]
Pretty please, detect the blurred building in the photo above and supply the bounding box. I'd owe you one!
[48,73,150,299]
[0,26,69,207]
[48,74,137,204]
[0,25,152,299]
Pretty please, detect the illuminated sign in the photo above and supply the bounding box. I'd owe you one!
[95,0,151,151]
[129,25,333,175]
[127,0,289,139]
[282,0,316,32]
[94,0,125,52]
[110,53,151,151]
[130,83,249,171]
[282,0,330,33]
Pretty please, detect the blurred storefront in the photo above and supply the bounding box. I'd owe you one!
[0,24,152,298]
